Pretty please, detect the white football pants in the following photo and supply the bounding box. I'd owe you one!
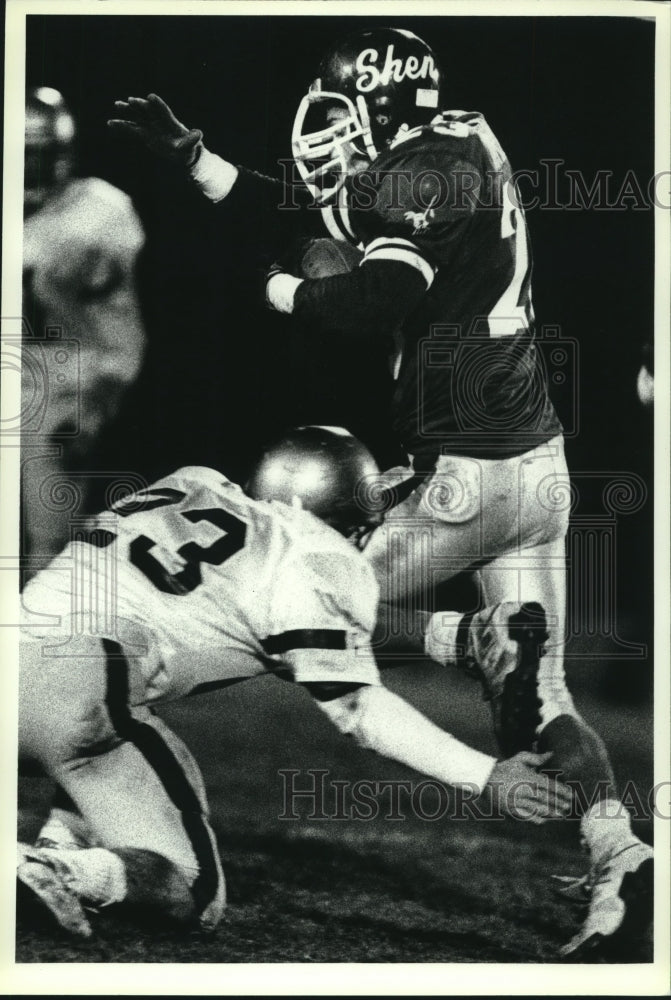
[19,625,226,930]
[364,434,576,725]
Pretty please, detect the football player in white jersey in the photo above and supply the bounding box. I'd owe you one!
[18,427,570,938]
[22,87,145,576]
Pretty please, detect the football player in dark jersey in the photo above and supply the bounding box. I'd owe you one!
[109,29,652,957]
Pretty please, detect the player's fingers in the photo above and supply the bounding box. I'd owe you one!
[107,120,142,134]
[115,99,152,127]
[536,772,573,809]
[112,102,142,123]
[517,802,563,824]
[146,93,180,124]
[513,802,546,824]
[514,783,564,819]
[550,780,574,811]
[532,777,571,814]
[128,96,154,116]
[536,803,570,821]
[545,794,572,818]
[516,750,554,768]
[126,96,153,120]
[174,128,203,151]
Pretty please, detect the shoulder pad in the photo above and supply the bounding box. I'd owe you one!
[54,178,145,250]
[159,466,235,493]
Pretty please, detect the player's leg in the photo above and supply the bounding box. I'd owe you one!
[476,536,615,789]
[465,445,651,957]
[365,453,485,655]
[477,540,652,957]
[367,438,653,955]
[35,786,98,849]
[19,632,225,932]
[16,841,194,938]
[367,442,566,652]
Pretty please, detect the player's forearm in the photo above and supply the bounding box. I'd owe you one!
[191,154,312,264]
[188,146,239,202]
[283,260,428,340]
[189,148,308,211]
[318,684,496,794]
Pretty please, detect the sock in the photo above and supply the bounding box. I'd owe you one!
[51,847,128,907]
[580,799,642,867]
[424,610,464,666]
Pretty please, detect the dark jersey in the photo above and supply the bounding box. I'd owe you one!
[214,112,562,461]
[343,112,562,461]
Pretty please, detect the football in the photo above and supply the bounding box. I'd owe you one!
[299,237,363,278]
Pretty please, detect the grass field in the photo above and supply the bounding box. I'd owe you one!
[16,657,654,965]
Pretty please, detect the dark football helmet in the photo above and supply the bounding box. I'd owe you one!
[246,426,382,540]
[292,28,441,204]
[25,87,76,212]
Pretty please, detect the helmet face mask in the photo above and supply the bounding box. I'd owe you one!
[292,28,441,206]
[292,87,375,204]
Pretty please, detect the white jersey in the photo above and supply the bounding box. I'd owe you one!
[21,177,146,566]
[21,467,381,702]
[23,176,146,413]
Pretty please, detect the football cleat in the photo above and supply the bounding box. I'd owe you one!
[559,842,654,959]
[17,843,92,938]
[458,601,548,757]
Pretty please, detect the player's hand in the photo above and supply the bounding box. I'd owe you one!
[483,751,573,825]
[264,263,303,314]
[108,93,203,166]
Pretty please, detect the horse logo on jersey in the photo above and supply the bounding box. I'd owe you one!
[404,194,438,235]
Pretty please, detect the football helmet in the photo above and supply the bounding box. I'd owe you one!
[25,87,76,212]
[246,426,381,540]
[292,28,441,205]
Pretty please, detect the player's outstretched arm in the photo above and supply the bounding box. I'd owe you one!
[308,682,572,824]
[109,93,239,203]
[108,93,203,164]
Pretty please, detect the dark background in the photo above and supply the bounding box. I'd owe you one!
[24,14,655,691]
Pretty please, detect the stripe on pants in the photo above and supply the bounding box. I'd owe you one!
[102,639,220,917]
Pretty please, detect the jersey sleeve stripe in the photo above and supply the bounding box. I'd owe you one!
[260,628,348,655]
[362,237,436,289]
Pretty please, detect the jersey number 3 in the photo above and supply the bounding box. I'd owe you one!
[129,504,247,596]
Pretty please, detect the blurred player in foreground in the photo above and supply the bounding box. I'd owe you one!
[22,87,145,576]
[18,428,570,938]
[108,26,653,958]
